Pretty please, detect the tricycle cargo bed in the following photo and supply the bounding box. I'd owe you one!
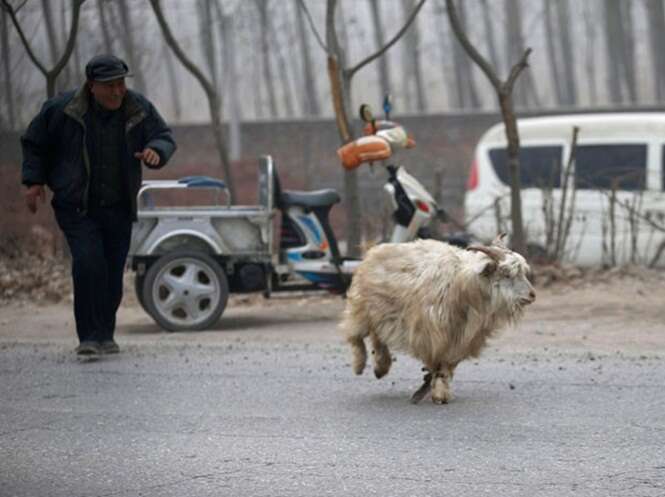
[131,207,272,257]
[128,157,275,261]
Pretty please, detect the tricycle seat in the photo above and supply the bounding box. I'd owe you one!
[280,189,340,209]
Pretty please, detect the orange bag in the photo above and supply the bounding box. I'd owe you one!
[337,136,391,170]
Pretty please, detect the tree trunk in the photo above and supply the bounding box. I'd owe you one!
[401,0,427,113]
[3,0,84,98]
[646,0,665,101]
[449,1,480,109]
[40,0,59,65]
[295,0,321,115]
[58,2,74,88]
[369,0,391,99]
[162,42,182,121]
[149,0,236,201]
[582,1,598,105]
[221,13,242,160]
[498,92,525,255]
[446,0,528,255]
[118,0,147,95]
[480,0,501,72]
[504,0,539,108]
[543,0,564,105]
[604,0,624,103]
[270,18,296,117]
[256,0,278,117]
[434,4,456,109]
[619,0,637,103]
[1,7,15,129]
[198,0,218,91]
[556,0,577,105]
[97,0,114,54]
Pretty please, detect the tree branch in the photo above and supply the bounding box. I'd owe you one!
[296,0,329,54]
[347,0,426,78]
[1,0,48,76]
[51,0,85,79]
[148,0,215,97]
[445,0,500,89]
[504,48,532,93]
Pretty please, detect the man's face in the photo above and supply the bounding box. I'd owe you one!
[89,78,127,110]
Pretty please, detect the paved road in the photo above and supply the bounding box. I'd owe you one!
[1,300,664,497]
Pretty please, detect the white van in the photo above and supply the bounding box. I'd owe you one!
[464,113,665,266]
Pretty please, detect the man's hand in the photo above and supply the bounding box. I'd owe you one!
[134,147,160,167]
[25,184,46,214]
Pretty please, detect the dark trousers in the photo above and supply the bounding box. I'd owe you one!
[54,205,132,344]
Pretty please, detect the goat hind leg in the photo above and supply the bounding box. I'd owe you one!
[347,334,368,375]
[370,332,392,379]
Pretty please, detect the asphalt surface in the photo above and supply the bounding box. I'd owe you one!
[1,307,665,497]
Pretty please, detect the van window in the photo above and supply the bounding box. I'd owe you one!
[488,146,563,188]
[575,144,646,191]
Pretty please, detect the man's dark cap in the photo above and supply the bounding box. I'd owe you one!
[85,55,133,82]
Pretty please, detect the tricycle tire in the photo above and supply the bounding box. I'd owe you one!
[134,273,150,316]
[142,251,229,331]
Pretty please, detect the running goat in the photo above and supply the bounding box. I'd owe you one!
[340,234,536,404]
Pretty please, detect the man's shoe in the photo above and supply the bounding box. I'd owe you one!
[75,341,101,359]
[100,340,120,354]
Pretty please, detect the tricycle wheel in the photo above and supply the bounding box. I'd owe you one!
[134,273,150,315]
[143,251,229,331]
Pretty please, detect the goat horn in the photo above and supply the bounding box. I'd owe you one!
[466,245,504,262]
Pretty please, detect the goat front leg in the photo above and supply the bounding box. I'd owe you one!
[431,365,455,405]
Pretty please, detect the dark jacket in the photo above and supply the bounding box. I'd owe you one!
[21,85,177,220]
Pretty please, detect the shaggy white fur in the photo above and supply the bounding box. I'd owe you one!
[340,234,535,404]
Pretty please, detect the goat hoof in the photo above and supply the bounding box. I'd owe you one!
[374,368,388,379]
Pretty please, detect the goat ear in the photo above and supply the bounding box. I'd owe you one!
[492,232,508,248]
[480,260,497,277]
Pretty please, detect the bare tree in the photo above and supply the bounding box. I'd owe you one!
[295,0,321,116]
[603,0,637,103]
[1,6,15,129]
[255,0,278,118]
[582,1,598,105]
[504,0,539,108]
[214,4,242,160]
[270,15,296,118]
[96,0,114,53]
[162,42,182,122]
[2,0,85,98]
[556,0,576,106]
[368,0,391,99]
[479,0,501,71]
[298,0,426,256]
[149,0,236,202]
[401,0,427,112]
[117,0,147,94]
[543,0,564,105]
[646,0,665,101]
[442,0,480,109]
[446,0,530,255]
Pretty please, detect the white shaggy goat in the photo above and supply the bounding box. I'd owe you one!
[341,234,535,404]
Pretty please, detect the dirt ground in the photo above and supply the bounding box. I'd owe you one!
[1,252,664,358]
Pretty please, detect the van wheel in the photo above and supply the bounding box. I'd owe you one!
[143,252,229,331]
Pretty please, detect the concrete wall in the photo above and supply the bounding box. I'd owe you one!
[2,107,660,250]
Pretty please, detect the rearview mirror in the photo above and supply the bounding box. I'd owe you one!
[359,104,374,123]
